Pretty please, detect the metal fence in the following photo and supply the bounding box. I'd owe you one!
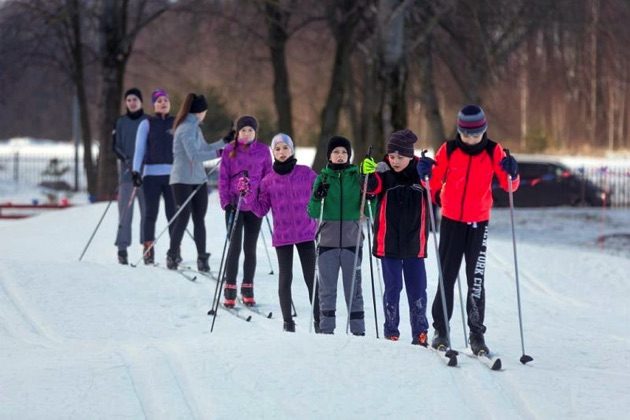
[572,165,630,207]
[0,150,87,191]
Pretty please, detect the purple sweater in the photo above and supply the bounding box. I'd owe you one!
[219,140,272,212]
[249,164,317,247]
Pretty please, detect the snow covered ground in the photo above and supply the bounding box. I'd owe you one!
[1,189,629,419]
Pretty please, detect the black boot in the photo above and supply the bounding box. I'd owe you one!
[117,249,128,265]
[283,320,296,332]
[197,253,210,272]
[469,333,490,355]
[166,249,178,270]
[431,330,449,350]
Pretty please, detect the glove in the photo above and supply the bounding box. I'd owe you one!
[500,155,519,178]
[416,157,436,180]
[237,176,250,196]
[360,157,377,175]
[314,182,330,199]
[131,171,142,187]
[222,129,236,144]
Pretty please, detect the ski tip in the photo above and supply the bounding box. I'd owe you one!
[520,354,534,364]
[492,358,502,371]
[246,315,252,322]
[266,312,273,319]
[207,309,216,315]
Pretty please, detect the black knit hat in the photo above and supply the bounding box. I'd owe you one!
[124,87,143,102]
[387,129,418,158]
[327,136,352,161]
[189,94,208,113]
[236,115,258,132]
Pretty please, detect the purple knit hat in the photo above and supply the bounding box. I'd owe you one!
[387,129,418,158]
[151,88,168,104]
[457,105,487,136]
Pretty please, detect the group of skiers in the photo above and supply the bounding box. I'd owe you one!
[112,87,520,355]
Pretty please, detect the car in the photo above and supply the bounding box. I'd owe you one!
[492,160,610,207]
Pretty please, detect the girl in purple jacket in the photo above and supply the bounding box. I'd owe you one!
[248,133,319,332]
[219,116,272,307]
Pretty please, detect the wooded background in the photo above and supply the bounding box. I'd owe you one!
[1,0,628,198]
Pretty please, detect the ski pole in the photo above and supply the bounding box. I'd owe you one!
[422,150,454,352]
[346,146,372,335]
[207,209,235,318]
[367,203,385,319]
[309,193,326,334]
[259,219,275,275]
[365,198,379,339]
[291,300,298,318]
[456,273,468,347]
[210,171,248,333]
[505,150,533,365]
[78,189,117,261]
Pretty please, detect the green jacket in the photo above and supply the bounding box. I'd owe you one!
[308,164,375,248]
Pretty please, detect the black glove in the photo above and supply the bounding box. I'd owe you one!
[314,182,330,199]
[417,156,436,180]
[131,171,142,187]
[222,129,236,144]
[500,155,519,178]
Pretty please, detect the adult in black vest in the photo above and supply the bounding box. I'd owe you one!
[132,88,176,265]
[113,88,147,265]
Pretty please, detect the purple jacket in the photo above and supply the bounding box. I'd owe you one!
[219,140,272,212]
[249,164,317,247]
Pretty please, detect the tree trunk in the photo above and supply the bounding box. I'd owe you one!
[68,0,97,196]
[96,0,127,200]
[417,34,445,151]
[265,1,293,137]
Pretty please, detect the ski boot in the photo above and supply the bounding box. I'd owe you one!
[469,333,490,355]
[224,283,237,308]
[283,320,296,333]
[117,249,128,265]
[412,331,429,347]
[431,330,449,350]
[166,249,178,270]
[197,253,210,272]
[143,241,155,265]
[241,283,256,306]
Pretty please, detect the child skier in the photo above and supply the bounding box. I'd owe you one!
[219,115,272,307]
[307,136,372,335]
[363,129,430,346]
[417,104,520,355]
[247,133,320,332]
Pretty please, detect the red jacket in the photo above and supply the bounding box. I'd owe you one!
[428,138,519,223]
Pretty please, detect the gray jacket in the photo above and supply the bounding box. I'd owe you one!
[170,114,223,185]
[114,113,147,182]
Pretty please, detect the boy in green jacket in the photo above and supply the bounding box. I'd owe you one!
[308,136,374,335]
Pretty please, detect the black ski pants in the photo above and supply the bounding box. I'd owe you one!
[431,216,489,337]
[169,183,208,256]
[224,210,262,287]
[275,241,319,323]
[142,175,176,242]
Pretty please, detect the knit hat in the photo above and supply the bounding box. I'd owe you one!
[189,94,208,113]
[236,115,258,132]
[124,87,143,102]
[387,129,418,158]
[457,105,487,136]
[151,88,168,104]
[271,133,294,155]
[327,136,352,161]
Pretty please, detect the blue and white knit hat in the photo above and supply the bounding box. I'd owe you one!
[457,105,488,136]
[271,133,294,155]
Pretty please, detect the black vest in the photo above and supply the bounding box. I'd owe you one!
[144,114,174,165]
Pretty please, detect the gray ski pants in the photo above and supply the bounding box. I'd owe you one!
[115,181,145,250]
[317,248,365,335]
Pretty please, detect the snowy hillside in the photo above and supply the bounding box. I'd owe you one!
[1,192,629,419]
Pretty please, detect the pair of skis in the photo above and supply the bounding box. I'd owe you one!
[431,346,502,371]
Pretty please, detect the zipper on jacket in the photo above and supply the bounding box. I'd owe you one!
[459,155,473,220]
[338,171,343,248]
